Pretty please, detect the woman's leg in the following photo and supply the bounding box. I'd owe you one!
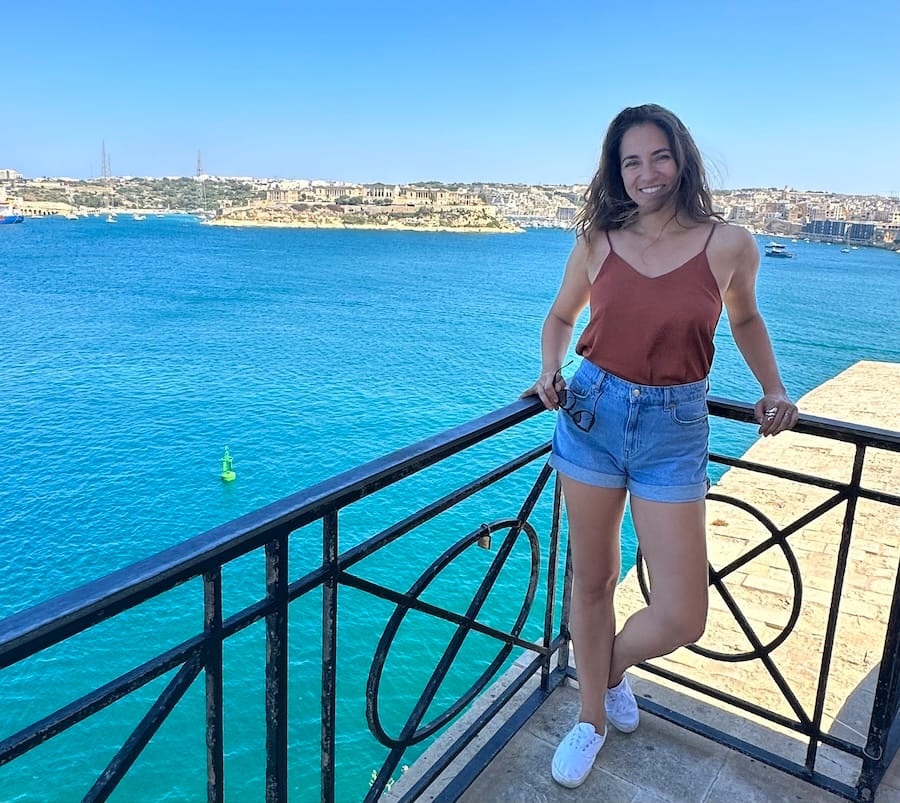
[608,497,709,685]
[561,475,628,730]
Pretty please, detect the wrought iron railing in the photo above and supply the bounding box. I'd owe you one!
[0,397,897,802]
[0,399,565,803]
[627,396,900,803]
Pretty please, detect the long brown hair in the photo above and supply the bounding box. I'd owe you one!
[574,104,720,239]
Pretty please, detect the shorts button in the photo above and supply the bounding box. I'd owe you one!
[632,388,640,397]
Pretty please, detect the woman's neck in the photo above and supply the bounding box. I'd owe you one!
[628,205,683,240]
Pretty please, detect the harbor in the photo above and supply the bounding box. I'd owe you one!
[0,220,897,801]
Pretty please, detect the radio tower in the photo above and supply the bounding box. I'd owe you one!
[101,140,111,180]
[197,150,205,206]
[101,141,112,209]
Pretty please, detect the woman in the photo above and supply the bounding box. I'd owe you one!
[522,104,798,789]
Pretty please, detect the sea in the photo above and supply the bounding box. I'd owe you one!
[1,216,898,802]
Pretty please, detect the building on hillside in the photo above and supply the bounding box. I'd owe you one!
[366,183,401,201]
[265,182,484,208]
[802,219,876,244]
[804,219,848,239]
[556,206,576,224]
[847,222,876,242]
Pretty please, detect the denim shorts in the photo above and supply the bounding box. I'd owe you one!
[549,360,710,503]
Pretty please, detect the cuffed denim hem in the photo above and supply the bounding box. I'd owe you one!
[548,453,627,490]
[628,477,709,504]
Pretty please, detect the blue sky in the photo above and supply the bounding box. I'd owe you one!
[6,0,898,195]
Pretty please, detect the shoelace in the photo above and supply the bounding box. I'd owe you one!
[569,724,600,752]
[606,684,631,715]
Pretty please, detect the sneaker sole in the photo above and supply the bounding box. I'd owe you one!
[551,763,592,788]
[606,716,639,734]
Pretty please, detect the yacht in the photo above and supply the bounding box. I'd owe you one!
[764,242,794,259]
[0,203,24,224]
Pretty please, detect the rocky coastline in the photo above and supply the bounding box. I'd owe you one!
[206,203,524,233]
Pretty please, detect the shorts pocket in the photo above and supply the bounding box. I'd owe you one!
[670,398,708,425]
[565,373,591,399]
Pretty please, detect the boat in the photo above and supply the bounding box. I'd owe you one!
[764,242,794,259]
[0,203,24,224]
[133,213,146,221]
[841,248,850,253]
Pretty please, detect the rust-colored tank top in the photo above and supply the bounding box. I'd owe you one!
[575,225,722,385]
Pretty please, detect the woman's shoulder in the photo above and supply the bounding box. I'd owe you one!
[574,227,613,266]
[710,221,758,262]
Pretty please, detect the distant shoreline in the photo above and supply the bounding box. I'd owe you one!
[204,218,524,234]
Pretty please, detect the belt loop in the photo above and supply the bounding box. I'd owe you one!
[664,386,672,409]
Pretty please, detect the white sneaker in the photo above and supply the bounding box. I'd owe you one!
[551,722,606,788]
[605,676,639,733]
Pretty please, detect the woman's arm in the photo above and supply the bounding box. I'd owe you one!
[521,236,593,410]
[721,226,799,436]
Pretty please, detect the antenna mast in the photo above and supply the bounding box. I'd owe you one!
[197,150,205,205]
[101,141,112,209]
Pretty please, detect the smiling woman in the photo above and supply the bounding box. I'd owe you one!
[579,104,717,232]
[619,125,678,211]
[520,102,800,790]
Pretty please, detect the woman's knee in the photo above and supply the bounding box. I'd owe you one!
[657,603,707,647]
[680,608,708,646]
[573,566,619,603]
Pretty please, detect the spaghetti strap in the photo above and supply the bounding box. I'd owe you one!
[703,223,717,250]
[605,229,614,253]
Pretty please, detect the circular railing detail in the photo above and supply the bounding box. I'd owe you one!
[366,517,540,748]
[636,492,803,662]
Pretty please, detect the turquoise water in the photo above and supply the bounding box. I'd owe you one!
[0,217,898,801]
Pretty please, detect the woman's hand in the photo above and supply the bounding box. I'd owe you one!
[754,391,799,437]
[521,367,567,410]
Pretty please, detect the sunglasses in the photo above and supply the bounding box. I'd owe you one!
[555,361,600,432]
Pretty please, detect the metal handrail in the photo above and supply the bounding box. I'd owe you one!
[0,398,545,667]
[1,396,898,803]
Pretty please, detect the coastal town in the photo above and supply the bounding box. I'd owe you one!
[2,166,899,248]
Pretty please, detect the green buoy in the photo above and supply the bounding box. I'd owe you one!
[220,446,236,482]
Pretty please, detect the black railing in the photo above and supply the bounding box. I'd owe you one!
[0,398,565,802]
[0,397,897,802]
[625,396,900,803]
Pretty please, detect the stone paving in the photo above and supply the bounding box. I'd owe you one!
[388,361,900,802]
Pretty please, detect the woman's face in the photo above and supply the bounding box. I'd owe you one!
[618,123,678,210]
